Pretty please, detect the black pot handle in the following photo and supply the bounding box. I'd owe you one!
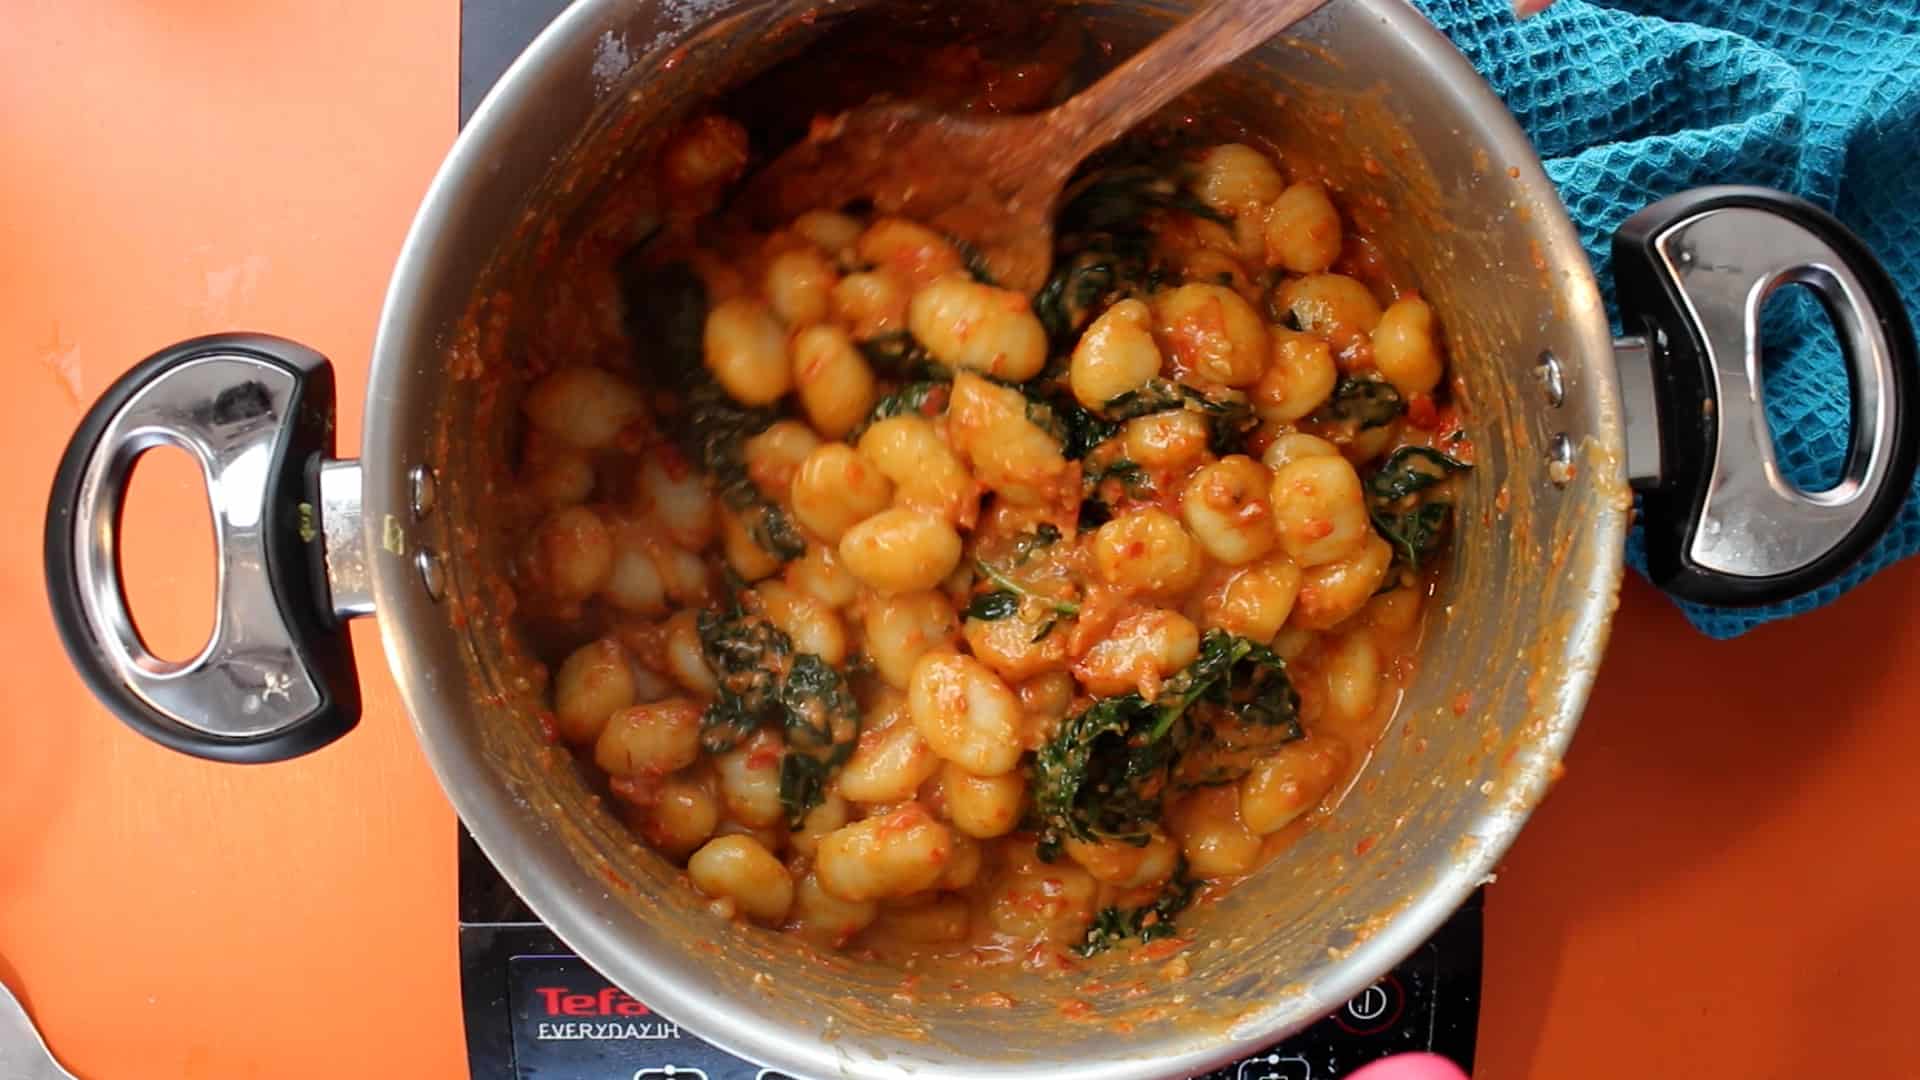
[1613,186,1920,607]
[44,334,361,763]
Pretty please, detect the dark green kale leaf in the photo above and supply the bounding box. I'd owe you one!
[964,523,1074,619]
[700,691,765,758]
[1169,641,1304,789]
[776,653,861,827]
[1201,397,1260,457]
[780,653,859,753]
[1054,164,1229,236]
[1076,864,1200,957]
[615,257,805,562]
[696,605,793,752]
[1033,159,1218,348]
[1013,383,1119,461]
[744,498,808,563]
[858,331,950,380]
[1100,379,1188,421]
[1313,376,1406,430]
[964,590,1022,622]
[1367,446,1469,501]
[1010,522,1063,563]
[1077,496,1114,531]
[1083,457,1153,500]
[1031,631,1295,855]
[853,379,951,440]
[779,753,834,829]
[974,557,1080,617]
[1365,447,1470,570]
[1371,502,1456,570]
[1032,692,1166,854]
[1079,906,1132,957]
[1100,379,1257,456]
[1035,249,1131,346]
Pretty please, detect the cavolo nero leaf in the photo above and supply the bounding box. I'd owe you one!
[1031,631,1298,857]
[852,379,950,440]
[695,604,793,753]
[1365,447,1470,570]
[974,558,1080,617]
[1100,379,1258,456]
[779,753,833,829]
[1372,502,1455,570]
[858,330,949,380]
[1314,376,1406,430]
[1033,158,1220,347]
[1083,458,1153,499]
[1367,446,1469,501]
[964,590,1022,622]
[1014,383,1119,461]
[780,653,859,753]
[616,256,805,562]
[776,654,860,828]
[964,524,1076,622]
[1076,864,1200,957]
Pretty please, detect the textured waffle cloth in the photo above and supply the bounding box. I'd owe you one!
[1410,0,1920,636]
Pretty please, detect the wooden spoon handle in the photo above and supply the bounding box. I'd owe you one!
[1047,0,1333,158]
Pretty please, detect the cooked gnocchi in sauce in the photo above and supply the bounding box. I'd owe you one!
[510,110,1472,966]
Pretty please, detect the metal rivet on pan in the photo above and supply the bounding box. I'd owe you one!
[414,547,447,601]
[409,465,438,519]
[1547,433,1575,487]
[1536,349,1565,408]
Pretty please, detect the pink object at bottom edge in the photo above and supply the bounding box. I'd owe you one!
[1344,1052,1470,1080]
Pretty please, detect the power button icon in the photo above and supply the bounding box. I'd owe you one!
[1333,975,1402,1036]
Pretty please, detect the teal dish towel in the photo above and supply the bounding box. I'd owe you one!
[1411,0,1920,637]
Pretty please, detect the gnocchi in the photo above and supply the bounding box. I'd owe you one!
[940,762,1025,839]
[838,508,964,594]
[1263,181,1343,274]
[1371,295,1445,396]
[765,247,838,328]
[1150,283,1268,386]
[688,835,793,923]
[791,325,878,439]
[533,505,613,602]
[523,366,645,450]
[552,637,636,745]
[629,775,719,859]
[513,122,1469,958]
[909,651,1023,776]
[863,590,961,690]
[1182,455,1279,566]
[595,698,703,776]
[907,276,1048,382]
[815,804,954,902]
[1273,272,1383,353]
[1271,455,1372,567]
[791,442,893,543]
[838,710,943,804]
[704,297,792,406]
[1070,299,1162,408]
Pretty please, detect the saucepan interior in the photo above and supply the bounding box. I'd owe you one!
[365,0,1628,1075]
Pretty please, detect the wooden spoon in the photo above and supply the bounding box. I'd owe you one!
[744,0,1333,294]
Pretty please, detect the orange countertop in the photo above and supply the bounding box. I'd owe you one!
[4,3,1917,1078]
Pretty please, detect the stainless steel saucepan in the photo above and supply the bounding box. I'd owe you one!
[43,1,1917,1077]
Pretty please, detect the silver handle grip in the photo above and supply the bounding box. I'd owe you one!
[1614,187,1919,607]
[45,334,362,762]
